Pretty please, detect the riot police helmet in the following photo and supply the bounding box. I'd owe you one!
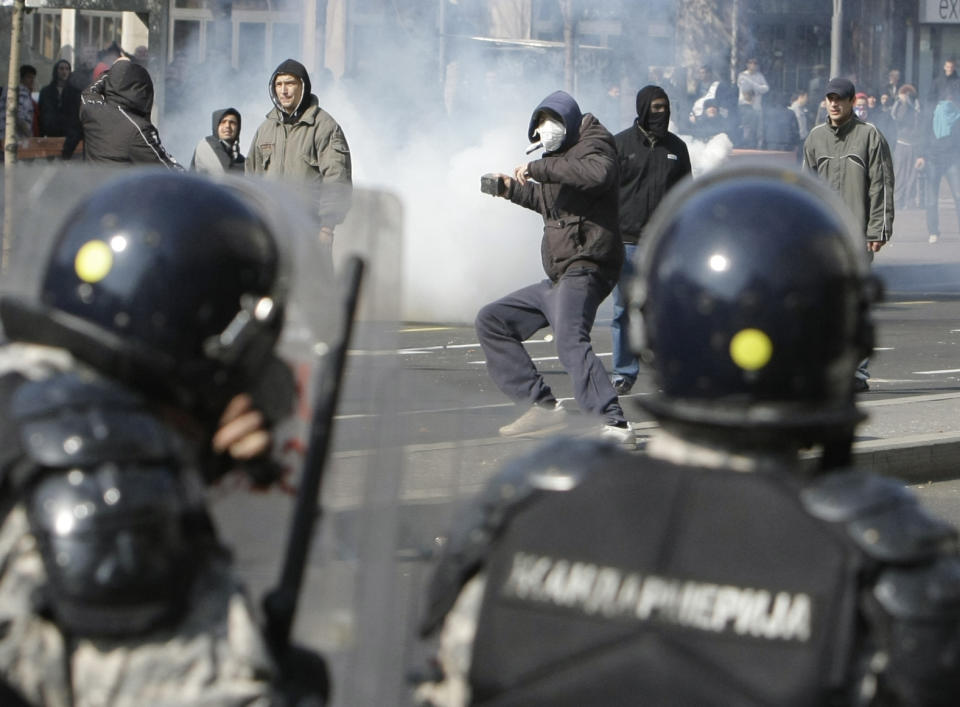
[628,163,879,447]
[0,171,288,420]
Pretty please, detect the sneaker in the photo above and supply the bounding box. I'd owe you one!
[853,377,869,393]
[499,403,567,437]
[929,234,939,244]
[611,376,635,395]
[600,423,637,449]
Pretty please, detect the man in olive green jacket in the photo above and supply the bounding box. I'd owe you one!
[247,58,352,244]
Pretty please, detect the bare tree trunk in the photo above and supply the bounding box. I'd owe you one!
[3,0,25,271]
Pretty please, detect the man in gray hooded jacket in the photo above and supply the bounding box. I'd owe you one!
[191,107,245,174]
[247,58,352,242]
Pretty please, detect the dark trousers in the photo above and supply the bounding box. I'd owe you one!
[925,160,960,236]
[475,268,626,426]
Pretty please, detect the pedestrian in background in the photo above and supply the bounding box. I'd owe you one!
[803,77,894,392]
[247,58,353,248]
[38,59,82,159]
[916,82,960,244]
[0,65,38,142]
[609,85,690,395]
[191,107,245,174]
[891,84,924,209]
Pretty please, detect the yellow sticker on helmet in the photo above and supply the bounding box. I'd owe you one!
[74,240,114,283]
[729,328,773,371]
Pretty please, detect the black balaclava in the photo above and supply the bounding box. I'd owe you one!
[636,84,670,140]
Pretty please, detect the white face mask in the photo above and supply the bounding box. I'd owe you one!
[537,117,566,152]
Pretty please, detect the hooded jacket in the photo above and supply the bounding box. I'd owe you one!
[802,115,894,242]
[614,86,692,244]
[506,91,622,283]
[79,60,181,169]
[246,59,352,227]
[190,107,245,174]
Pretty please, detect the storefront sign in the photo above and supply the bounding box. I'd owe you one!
[923,0,960,23]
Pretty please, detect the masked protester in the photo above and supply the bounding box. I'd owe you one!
[474,90,633,447]
[417,164,960,707]
[608,85,691,396]
[0,172,329,706]
[191,107,245,174]
[247,58,352,249]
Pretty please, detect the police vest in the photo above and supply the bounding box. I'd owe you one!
[469,454,862,706]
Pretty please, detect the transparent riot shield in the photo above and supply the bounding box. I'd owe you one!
[0,164,552,707]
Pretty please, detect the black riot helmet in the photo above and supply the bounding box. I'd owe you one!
[0,171,288,421]
[628,163,879,449]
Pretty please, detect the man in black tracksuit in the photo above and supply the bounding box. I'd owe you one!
[609,86,691,394]
[475,90,632,445]
[79,57,181,169]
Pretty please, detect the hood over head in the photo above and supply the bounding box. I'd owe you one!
[528,90,582,152]
[635,84,670,139]
[211,107,241,139]
[103,60,153,116]
[269,58,312,120]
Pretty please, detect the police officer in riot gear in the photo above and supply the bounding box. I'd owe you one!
[416,164,960,706]
[0,171,324,705]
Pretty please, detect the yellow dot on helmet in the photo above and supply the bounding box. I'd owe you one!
[729,328,773,371]
[74,240,114,283]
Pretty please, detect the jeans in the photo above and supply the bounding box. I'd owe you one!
[475,268,626,426]
[610,243,640,384]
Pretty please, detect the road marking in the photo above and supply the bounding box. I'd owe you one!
[397,335,555,355]
[470,352,612,364]
[400,326,455,332]
[860,391,960,407]
[913,368,960,375]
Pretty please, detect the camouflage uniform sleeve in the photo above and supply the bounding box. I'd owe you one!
[414,574,486,707]
[0,507,72,707]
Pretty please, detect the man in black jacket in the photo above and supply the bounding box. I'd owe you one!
[79,57,181,169]
[476,90,632,446]
[609,86,691,395]
[38,59,82,159]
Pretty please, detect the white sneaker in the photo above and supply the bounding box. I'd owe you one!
[600,423,637,449]
[929,234,939,243]
[499,403,567,437]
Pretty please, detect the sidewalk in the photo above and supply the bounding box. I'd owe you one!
[830,203,960,483]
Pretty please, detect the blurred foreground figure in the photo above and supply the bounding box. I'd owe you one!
[417,165,960,706]
[0,172,325,705]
